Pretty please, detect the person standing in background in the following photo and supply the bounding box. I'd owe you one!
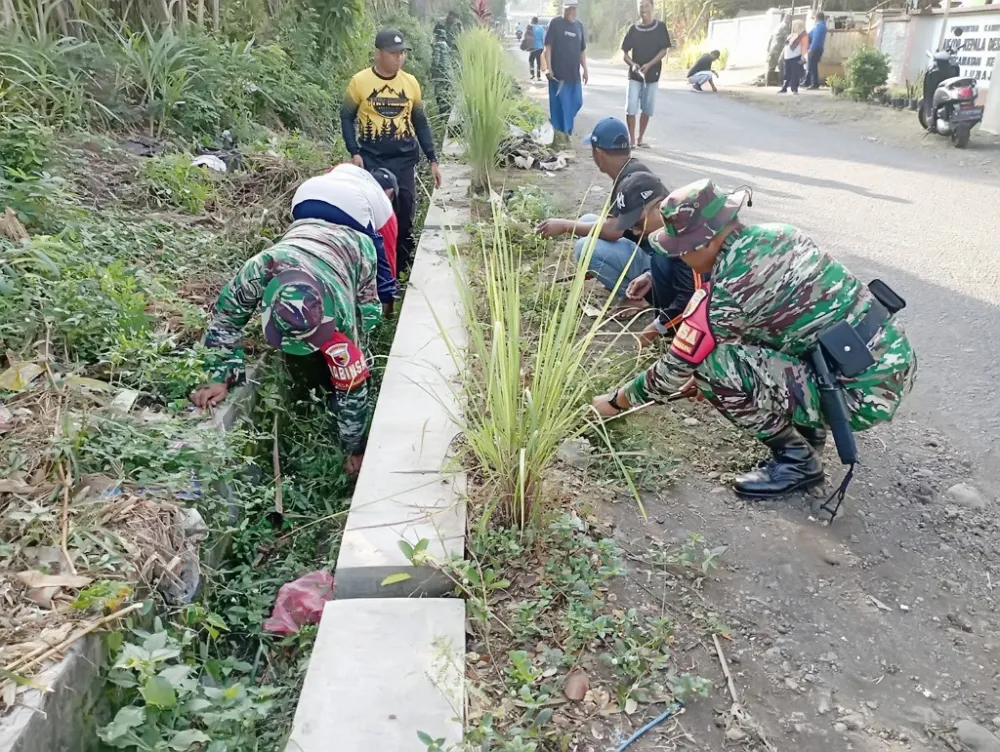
[778,20,808,95]
[431,22,453,122]
[341,28,442,276]
[621,0,672,148]
[804,12,828,90]
[527,16,545,81]
[543,0,589,140]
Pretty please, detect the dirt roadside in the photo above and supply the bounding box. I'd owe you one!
[508,74,1000,752]
[721,84,1000,178]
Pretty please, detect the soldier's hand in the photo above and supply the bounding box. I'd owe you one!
[191,382,229,409]
[535,218,570,238]
[351,154,364,168]
[343,454,364,479]
[626,272,652,301]
[637,322,659,350]
[679,376,703,402]
[592,388,631,417]
[382,300,395,318]
[430,162,443,188]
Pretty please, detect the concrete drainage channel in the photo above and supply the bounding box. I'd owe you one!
[285,161,471,751]
[0,379,259,752]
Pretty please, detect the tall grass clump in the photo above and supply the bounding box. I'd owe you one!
[676,35,728,71]
[443,198,636,531]
[454,27,515,190]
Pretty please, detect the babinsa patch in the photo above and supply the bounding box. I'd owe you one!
[322,332,369,389]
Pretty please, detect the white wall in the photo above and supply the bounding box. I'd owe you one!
[882,8,1000,90]
[708,10,784,70]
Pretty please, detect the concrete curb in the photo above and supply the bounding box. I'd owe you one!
[335,168,471,598]
[292,154,472,750]
[0,376,260,752]
[285,599,465,752]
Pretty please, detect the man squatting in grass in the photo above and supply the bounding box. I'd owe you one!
[191,169,390,480]
[592,179,916,500]
[543,0,589,140]
[621,0,672,148]
[535,117,700,341]
[341,27,442,277]
[687,49,721,92]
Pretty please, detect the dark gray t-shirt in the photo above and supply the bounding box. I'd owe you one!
[545,17,587,83]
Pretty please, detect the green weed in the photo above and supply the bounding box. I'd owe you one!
[139,153,217,214]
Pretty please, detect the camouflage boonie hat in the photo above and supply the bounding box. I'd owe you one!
[261,270,339,356]
[649,178,747,258]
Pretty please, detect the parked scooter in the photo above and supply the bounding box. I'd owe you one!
[918,27,982,149]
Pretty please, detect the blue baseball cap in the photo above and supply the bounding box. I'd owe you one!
[582,117,631,151]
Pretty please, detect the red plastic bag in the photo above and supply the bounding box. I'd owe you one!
[262,571,336,635]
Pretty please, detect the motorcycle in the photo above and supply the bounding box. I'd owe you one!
[918,28,982,149]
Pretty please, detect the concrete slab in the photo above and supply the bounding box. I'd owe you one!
[285,599,465,752]
[0,636,102,752]
[335,163,471,599]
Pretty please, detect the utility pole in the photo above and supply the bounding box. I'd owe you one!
[937,0,951,49]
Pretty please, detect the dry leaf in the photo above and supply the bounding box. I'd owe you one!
[0,404,13,432]
[563,669,589,701]
[16,571,93,590]
[624,697,639,715]
[25,586,60,609]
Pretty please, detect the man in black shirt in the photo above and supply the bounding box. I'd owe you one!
[535,118,654,300]
[687,49,721,92]
[543,0,589,139]
[612,172,704,346]
[621,0,672,148]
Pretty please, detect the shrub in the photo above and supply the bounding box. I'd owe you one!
[0,114,57,177]
[844,46,890,101]
[139,153,217,214]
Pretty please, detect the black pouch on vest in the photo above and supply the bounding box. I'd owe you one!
[817,321,877,379]
[868,279,906,315]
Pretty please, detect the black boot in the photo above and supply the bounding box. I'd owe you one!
[796,425,827,454]
[734,427,825,499]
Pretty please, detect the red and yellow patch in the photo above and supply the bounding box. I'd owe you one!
[322,332,370,390]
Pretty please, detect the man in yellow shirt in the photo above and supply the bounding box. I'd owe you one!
[341,28,442,275]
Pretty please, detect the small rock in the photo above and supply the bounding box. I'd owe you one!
[946,482,988,509]
[816,690,833,715]
[785,678,800,691]
[683,417,701,427]
[843,713,865,731]
[834,722,848,734]
[992,717,1000,730]
[955,720,1000,752]
[725,728,748,743]
[563,670,589,701]
[557,438,593,469]
[948,613,975,633]
[822,551,842,566]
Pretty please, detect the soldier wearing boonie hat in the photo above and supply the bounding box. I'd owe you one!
[593,178,917,503]
[191,219,381,479]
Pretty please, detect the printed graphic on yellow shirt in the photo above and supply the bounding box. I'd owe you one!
[346,68,423,146]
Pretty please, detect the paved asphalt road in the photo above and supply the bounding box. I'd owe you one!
[517,54,1000,480]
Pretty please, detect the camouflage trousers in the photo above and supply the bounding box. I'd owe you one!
[694,320,917,440]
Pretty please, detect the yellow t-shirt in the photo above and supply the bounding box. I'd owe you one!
[344,68,424,163]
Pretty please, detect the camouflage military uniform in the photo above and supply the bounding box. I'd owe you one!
[203,219,381,455]
[431,25,453,120]
[624,188,917,442]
